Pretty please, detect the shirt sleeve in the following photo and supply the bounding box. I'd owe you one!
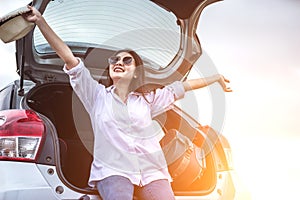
[63,58,104,112]
[150,81,185,118]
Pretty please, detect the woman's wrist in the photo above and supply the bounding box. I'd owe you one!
[35,15,45,26]
[214,74,223,84]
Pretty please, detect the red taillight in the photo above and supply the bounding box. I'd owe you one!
[0,109,45,161]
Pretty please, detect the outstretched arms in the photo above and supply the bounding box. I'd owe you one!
[183,74,232,92]
[22,6,78,69]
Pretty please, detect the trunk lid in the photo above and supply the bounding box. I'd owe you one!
[13,0,222,90]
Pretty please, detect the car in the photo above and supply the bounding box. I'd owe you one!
[0,0,241,199]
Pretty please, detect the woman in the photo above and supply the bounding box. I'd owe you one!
[23,6,231,200]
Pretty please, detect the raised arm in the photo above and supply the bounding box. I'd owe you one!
[183,74,232,92]
[23,6,78,69]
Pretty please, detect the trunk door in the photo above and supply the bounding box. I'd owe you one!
[15,0,222,88]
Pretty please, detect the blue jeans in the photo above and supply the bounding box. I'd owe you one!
[96,175,175,200]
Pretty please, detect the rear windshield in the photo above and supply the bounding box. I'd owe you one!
[33,0,180,69]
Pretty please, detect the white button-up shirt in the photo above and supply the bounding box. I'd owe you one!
[64,59,185,187]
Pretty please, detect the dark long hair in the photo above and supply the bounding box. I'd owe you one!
[100,49,149,94]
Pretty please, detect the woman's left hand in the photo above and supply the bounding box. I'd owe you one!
[217,75,232,92]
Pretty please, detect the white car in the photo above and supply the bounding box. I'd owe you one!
[0,0,245,199]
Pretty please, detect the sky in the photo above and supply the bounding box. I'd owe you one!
[1,0,300,199]
[197,0,300,199]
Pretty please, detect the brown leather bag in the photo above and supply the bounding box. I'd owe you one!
[160,129,206,190]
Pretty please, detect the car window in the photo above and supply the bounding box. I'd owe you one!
[33,0,180,69]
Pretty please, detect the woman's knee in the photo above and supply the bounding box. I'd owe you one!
[135,179,175,200]
[96,175,134,200]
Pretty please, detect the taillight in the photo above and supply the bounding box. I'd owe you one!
[0,109,45,162]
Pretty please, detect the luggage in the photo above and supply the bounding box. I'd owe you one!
[160,129,206,190]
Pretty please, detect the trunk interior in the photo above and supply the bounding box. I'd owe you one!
[25,82,216,195]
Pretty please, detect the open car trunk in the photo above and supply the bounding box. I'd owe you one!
[24,82,217,195]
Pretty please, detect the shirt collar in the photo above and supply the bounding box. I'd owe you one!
[105,85,140,97]
[105,85,115,93]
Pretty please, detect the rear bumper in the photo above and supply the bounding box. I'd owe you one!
[230,170,252,200]
[0,161,248,200]
[174,170,236,200]
[0,161,96,200]
[174,170,251,200]
[0,161,58,200]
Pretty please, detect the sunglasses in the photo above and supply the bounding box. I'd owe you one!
[108,56,133,65]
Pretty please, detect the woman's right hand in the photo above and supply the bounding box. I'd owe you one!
[22,6,43,25]
[22,5,78,69]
